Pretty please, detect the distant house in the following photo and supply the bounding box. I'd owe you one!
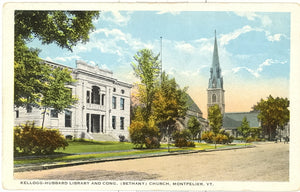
[222,111,260,137]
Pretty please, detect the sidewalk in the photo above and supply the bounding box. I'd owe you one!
[14,145,255,173]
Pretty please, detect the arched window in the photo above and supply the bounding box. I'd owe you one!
[91,86,100,104]
[212,94,216,103]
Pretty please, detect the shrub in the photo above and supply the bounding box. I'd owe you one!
[216,133,228,144]
[173,129,195,148]
[186,141,195,147]
[202,130,234,144]
[145,137,160,149]
[14,122,68,155]
[129,115,160,149]
[201,131,215,143]
[246,136,254,143]
[119,135,125,142]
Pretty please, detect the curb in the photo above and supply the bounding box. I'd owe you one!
[14,145,254,173]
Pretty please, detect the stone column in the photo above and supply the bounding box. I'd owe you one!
[105,87,110,133]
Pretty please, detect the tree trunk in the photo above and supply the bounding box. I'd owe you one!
[42,108,46,129]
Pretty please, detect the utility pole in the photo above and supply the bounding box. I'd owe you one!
[160,36,163,78]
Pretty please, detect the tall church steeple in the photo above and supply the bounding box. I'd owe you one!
[209,30,223,89]
[207,30,225,115]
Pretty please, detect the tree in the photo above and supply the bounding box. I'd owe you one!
[152,72,188,137]
[15,11,100,51]
[41,68,78,128]
[208,104,223,134]
[208,104,223,148]
[237,117,251,145]
[14,11,99,106]
[129,107,160,149]
[129,49,161,148]
[187,116,202,140]
[14,37,48,107]
[131,49,161,121]
[253,95,289,141]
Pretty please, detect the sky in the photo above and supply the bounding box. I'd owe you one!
[27,11,290,118]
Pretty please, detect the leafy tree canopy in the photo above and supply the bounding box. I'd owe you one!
[253,95,289,140]
[131,49,161,120]
[237,116,251,139]
[208,104,223,134]
[153,72,188,133]
[41,67,78,111]
[15,11,100,51]
[14,11,99,108]
[187,116,202,139]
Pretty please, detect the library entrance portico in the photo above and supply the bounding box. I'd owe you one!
[86,113,105,133]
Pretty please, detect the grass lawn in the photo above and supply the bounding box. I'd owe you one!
[14,140,252,166]
[55,140,135,154]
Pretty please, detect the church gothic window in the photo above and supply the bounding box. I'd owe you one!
[212,94,216,103]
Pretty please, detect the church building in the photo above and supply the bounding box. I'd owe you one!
[14,60,132,141]
[207,31,260,136]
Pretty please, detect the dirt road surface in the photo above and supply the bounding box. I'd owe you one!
[14,143,289,181]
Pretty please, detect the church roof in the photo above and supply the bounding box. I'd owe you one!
[223,111,260,130]
[186,94,202,114]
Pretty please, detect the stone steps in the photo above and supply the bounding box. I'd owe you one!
[90,133,118,142]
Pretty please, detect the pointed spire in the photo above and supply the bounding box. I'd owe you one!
[208,30,223,89]
[212,30,220,68]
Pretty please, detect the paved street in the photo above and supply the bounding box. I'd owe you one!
[14,143,289,181]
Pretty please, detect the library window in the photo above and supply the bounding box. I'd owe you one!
[65,110,72,127]
[112,116,116,129]
[91,86,100,104]
[26,105,32,113]
[120,98,125,110]
[50,109,58,118]
[102,94,105,106]
[120,117,124,130]
[112,96,116,109]
[86,91,90,103]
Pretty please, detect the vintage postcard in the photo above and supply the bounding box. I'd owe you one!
[2,2,300,191]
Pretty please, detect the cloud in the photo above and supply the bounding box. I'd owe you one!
[232,67,260,78]
[47,55,81,63]
[88,60,111,70]
[74,28,154,59]
[156,11,181,15]
[219,25,262,46]
[232,59,287,78]
[267,33,284,42]
[45,57,53,62]
[234,12,258,21]
[234,12,272,27]
[100,11,131,26]
[175,42,194,53]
